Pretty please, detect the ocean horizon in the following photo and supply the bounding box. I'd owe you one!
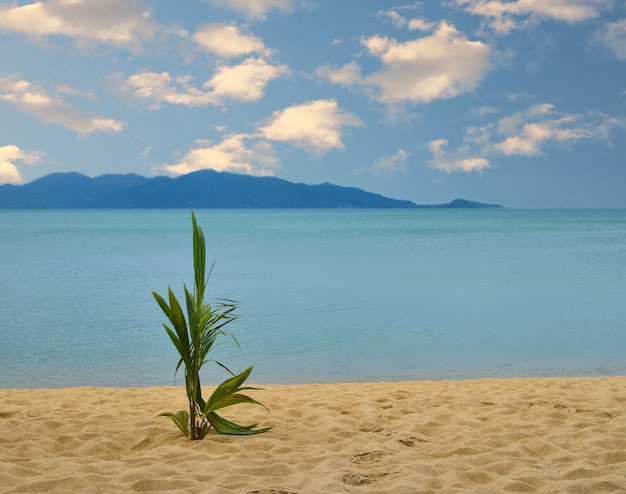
[1,208,625,388]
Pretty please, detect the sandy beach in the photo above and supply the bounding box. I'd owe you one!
[1,377,625,493]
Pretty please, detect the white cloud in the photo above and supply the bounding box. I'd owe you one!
[455,0,610,33]
[117,71,210,108]
[361,35,390,56]
[376,9,408,28]
[428,103,622,172]
[396,2,424,9]
[203,0,294,20]
[259,99,362,154]
[0,77,123,135]
[315,62,362,88]
[408,18,434,31]
[193,23,269,58]
[595,19,626,60]
[365,149,410,177]
[204,58,289,101]
[493,104,619,155]
[162,133,279,176]
[429,139,491,173]
[0,144,42,184]
[360,22,491,104]
[374,8,433,31]
[0,0,158,52]
[118,58,288,108]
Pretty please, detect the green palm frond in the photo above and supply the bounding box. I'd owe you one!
[207,411,271,435]
[204,366,265,413]
[158,410,190,437]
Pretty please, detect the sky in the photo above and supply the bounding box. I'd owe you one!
[0,0,625,208]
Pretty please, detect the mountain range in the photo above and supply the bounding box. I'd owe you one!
[0,170,503,209]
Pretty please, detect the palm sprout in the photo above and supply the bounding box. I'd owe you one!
[153,212,270,439]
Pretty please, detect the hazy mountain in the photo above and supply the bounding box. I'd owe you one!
[0,170,503,209]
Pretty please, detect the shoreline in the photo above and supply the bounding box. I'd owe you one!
[2,376,625,493]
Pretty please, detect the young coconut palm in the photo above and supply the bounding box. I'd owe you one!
[153,211,270,439]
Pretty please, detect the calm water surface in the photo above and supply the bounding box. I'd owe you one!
[1,209,625,388]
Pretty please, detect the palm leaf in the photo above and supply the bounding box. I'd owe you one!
[191,212,206,302]
[203,366,253,412]
[166,288,190,360]
[206,411,272,435]
[204,366,268,414]
[208,392,267,412]
[152,291,172,319]
[158,410,189,437]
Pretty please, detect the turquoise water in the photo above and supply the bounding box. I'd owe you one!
[1,209,625,388]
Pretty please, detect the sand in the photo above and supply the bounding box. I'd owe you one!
[1,377,626,493]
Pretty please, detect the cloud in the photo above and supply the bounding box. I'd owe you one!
[376,9,408,28]
[205,58,289,101]
[117,71,205,108]
[363,149,410,177]
[117,58,288,108]
[595,19,626,60]
[162,133,279,176]
[455,0,610,33]
[428,103,622,172]
[429,139,491,173]
[375,7,433,31]
[0,0,158,52]
[471,105,498,117]
[0,144,42,184]
[202,0,294,20]
[317,23,490,113]
[493,104,619,155]
[408,18,435,31]
[0,77,124,135]
[193,23,269,58]
[140,146,152,160]
[360,22,491,104]
[315,62,362,88]
[259,99,362,154]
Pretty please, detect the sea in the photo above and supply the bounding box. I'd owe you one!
[1,208,625,389]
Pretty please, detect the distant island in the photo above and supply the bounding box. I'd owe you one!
[0,170,504,209]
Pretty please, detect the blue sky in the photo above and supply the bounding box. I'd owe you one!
[0,0,625,207]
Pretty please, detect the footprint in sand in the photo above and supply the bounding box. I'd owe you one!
[351,450,389,464]
[398,436,428,447]
[342,471,389,486]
